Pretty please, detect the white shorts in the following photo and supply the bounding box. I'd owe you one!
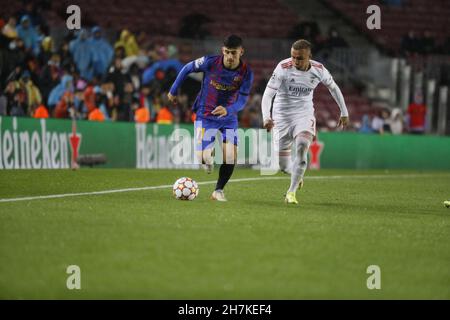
[272,115,316,152]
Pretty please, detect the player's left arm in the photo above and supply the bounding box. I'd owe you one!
[215,69,254,117]
[322,68,349,129]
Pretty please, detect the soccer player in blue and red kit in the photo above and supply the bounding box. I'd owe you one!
[168,35,253,201]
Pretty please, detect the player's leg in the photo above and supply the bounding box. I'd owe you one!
[279,150,292,174]
[211,127,238,201]
[285,116,315,204]
[287,131,313,194]
[195,119,218,173]
[273,125,293,174]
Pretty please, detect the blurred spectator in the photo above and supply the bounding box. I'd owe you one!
[389,108,404,135]
[54,91,74,119]
[39,53,61,104]
[129,63,141,91]
[359,115,374,133]
[2,17,18,39]
[20,70,42,116]
[15,1,43,27]
[83,84,97,114]
[288,20,321,48]
[39,36,53,65]
[114,45,126,60]
[5,80,26,116]
[94,86,111,121]
[91,26,114,78]
[156,106,173,124]
[69,29,96,80]
[122,54,149,73]
[25,55,40,85]
[16,15,39,56]
[136,31,151,50]
[401,31,420,56]
[418,30,436,55]
[381,109,391,133]
[33,104,49,118]
[48,74,73,110]
[323,27,348,50]
[406,94,427,134]
[107,57,130,99]
[116,81,135,121]
[134,105,150,123]
[371,110,385,134]
[0,93,7,116]
[88,107,105,122]
[142,59,183,86]
[58,39,74,69]
[114,29,139,57]
[167,44,178,59]
[139,85,153,118]
[7,38,27,76]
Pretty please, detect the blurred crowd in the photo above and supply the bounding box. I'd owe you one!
[358,94,428,135]
[401,30,450,57]
[0,3,217,125]
[0,2,436,134]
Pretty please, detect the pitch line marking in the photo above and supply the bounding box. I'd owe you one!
[0,174,445,203]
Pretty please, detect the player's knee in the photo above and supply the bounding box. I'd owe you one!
[224,152,236,164]
[222,143,237,164]
[296,139,309,155]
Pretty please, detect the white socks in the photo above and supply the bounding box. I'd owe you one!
[288,134,312,193]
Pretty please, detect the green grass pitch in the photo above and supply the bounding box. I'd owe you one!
[0,168,449,299]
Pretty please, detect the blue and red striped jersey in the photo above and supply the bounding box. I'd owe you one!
[169,55,253,121]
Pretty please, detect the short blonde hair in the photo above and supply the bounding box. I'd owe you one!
[292,39,312,50]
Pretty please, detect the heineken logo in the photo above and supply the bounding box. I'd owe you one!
[0,117,82,169]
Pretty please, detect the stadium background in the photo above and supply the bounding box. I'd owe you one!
[0,0,449,133]
[0,0,449,300]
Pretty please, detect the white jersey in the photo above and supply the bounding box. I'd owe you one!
[267,58,335,120]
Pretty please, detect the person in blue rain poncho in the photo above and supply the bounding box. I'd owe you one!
[47,75,74,109]
[16,15,40,56]
[90,26,114,78]
[69,29,96,81]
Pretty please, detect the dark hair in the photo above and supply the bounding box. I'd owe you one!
[292,39,312,50]
[223,35,243,48]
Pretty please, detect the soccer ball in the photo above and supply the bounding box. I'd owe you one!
[173,177,199,200]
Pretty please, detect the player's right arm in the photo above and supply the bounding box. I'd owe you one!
[168,56,208,104]
[261,63,284,131]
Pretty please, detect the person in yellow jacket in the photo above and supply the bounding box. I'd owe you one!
[21,71,42,116]
[114,29,139,57]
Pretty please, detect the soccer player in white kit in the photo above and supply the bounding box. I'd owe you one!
[261,39,349,204]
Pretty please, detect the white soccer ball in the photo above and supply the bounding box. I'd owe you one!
[172,177,199,200]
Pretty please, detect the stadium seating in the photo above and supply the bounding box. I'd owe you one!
[1,0,384,128]
[50,0,299,39]
[323,0,450,54]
